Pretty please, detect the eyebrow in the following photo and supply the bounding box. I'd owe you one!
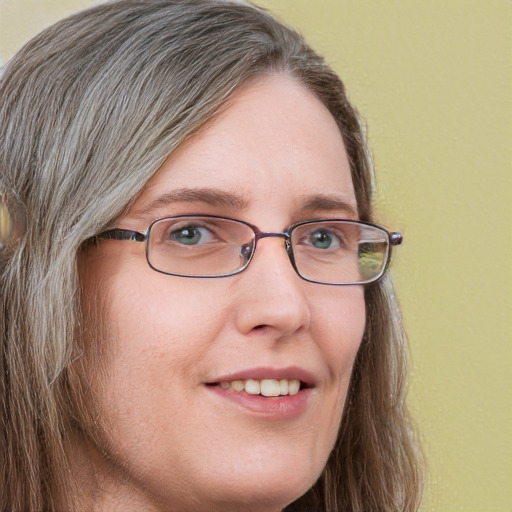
[299,194,359,218]
[133,188,358,219]
[134,188,249,217]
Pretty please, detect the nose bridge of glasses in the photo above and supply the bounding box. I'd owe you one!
[247,231,297,279]
[252,231,291,257]
[254,231,290,243]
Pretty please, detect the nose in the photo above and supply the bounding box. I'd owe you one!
[234,236,311,338]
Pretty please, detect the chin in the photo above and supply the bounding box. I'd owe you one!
[194,457,323,512]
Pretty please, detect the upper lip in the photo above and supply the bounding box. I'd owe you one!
[206,366,317,388]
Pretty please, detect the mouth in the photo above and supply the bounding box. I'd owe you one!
[206,378,312,397]
[204,368,316,418]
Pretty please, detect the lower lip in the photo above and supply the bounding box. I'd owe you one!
[206,385,312,419]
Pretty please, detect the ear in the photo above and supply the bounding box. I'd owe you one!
[0,193,12,250]
[0,191,17,251]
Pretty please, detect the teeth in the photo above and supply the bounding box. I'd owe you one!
[260,379,280,397]
[288,379,300,395]
[231,380,244,392]
[245,379,260,395]
[218,378,302,396]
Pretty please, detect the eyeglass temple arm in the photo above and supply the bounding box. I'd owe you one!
[95,228,146,242]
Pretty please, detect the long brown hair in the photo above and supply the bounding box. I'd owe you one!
[0,1,424,510]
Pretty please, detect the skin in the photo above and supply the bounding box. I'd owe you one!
[78,74,366,512]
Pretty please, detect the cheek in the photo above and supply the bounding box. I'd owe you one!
[313,285,366,369]
[311,286,366,422]
[100,274,229,380]
[83,276,232,459]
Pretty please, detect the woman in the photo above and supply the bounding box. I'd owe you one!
[0,1,424,510]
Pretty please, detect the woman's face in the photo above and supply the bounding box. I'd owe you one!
[80,75,366,512]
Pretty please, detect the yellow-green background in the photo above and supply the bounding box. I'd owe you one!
[1,1,510,510]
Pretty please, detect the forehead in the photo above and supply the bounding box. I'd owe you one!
[129,74,356,223]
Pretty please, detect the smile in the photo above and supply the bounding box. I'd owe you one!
[205,367,316,418]
[216,378,301,397]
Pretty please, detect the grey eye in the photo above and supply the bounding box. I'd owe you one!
[170,225,214,245]
[306,229,343,249]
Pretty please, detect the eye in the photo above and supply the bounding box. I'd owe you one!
[305,228,344,250]
[169,224,215,245]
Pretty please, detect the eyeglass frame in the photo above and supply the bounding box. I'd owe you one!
[93,214,403,285]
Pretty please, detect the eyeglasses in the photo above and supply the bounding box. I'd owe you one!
[95,215,402,285]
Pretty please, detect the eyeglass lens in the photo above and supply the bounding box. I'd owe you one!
[147,216,389,284]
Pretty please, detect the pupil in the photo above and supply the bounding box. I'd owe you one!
[176,227,200,244]
[311,231,331,248]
